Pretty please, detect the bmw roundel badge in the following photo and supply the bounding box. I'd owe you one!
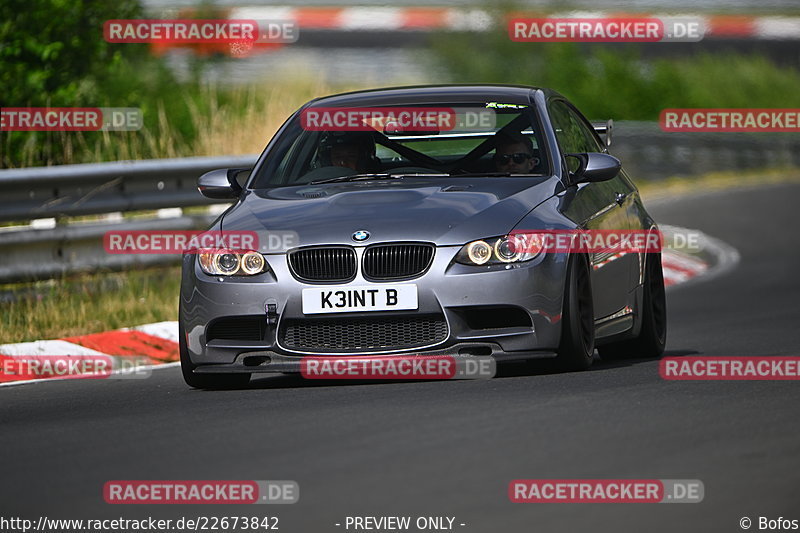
[352,230,370,242]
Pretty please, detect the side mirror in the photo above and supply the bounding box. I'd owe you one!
[567,153,621,184]
[197,168,249,199]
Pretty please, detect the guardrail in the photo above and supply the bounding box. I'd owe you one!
[610,122,800,180]
[0,155,257,222]
[1,123,799,283]
[0,215,218,283]
[0,155,259,283]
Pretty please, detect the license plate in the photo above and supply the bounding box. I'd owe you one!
[302,284,418,314]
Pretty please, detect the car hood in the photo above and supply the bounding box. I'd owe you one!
[220,176,561,251]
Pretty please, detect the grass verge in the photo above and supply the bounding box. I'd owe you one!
[636,167,800,202]
[0,266,180,344]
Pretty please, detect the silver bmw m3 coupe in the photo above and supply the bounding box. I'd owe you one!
[179,85,666,389]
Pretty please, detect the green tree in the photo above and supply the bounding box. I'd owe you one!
[0,0,145,107]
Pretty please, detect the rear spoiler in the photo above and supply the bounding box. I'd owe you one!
[592,119,613,147]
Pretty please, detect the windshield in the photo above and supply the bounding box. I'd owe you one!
[250,102,549,188]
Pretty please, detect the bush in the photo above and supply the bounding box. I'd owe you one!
[0,0,248,167]
[430,22,800,121]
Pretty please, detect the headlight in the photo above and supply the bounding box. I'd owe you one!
[455,234,543,266]
[494,238,520,263]
[466,240,492,265]
[198,249,268,276]
[215,252,240,274]
[241,250,266,275]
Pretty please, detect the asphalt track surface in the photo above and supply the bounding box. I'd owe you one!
[2,182,799,533]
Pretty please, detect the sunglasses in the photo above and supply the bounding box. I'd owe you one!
[495,153,533,164]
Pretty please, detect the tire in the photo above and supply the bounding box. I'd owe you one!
[555,253,595,371]
[598,252,667,360]
[179,323,251,390]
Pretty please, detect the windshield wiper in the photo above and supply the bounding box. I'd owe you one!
[310,173,395,184]
[310,173,447,185]
[449,172,545,177]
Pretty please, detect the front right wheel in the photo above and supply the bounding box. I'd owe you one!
[555,253,595,371]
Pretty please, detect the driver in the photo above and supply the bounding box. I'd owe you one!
[318,131,378,173]
[493,132,539,173]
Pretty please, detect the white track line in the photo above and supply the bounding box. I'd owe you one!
[0,362,180,388]
[132,321,179,343]
[0,340,107,356]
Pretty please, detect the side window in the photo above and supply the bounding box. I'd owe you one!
[549,100,605,172]
[549,101,584,155]
[566,105,606,153]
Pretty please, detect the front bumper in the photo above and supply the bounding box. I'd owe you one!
[179,246,569,369]
[194,346,561,375]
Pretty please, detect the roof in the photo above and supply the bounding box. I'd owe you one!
[303,84,549,108]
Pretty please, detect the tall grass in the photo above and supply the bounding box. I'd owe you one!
[4,77,352,167]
